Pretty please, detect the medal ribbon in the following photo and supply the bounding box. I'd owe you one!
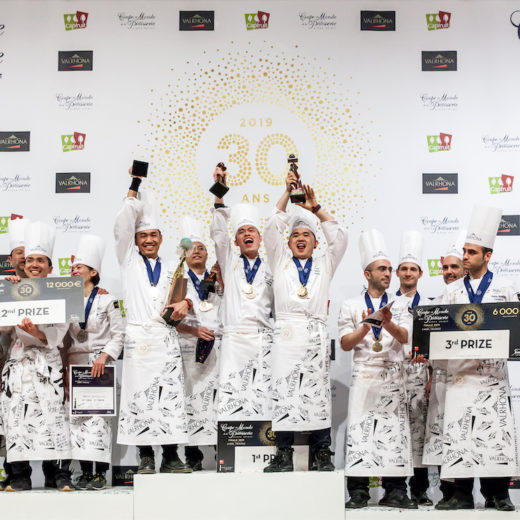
[140,253,162,286]
[292,257,313,286]
[79,287,99,330]
[240,255,261,284]
[397,289,421,309]
[187,269,210,301]
[464,270,493,303]
[364,291,388,340]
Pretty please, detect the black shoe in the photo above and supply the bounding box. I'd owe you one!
[345,491,369,509]
[379,489,418,509]
[493,496,515,512]
[436,495,453,508]
[187,459,203,471]
[44,478,57,489]
[89,473,107,490]
[435,495,474,510]
[138,455,156,474]
[56,475,75,492]
[5,477,32,492]
[412,492,433,506]
[186,448,204,471]
[76,472,93,490]
[160,453,192,474]
[263,447,294,473]
[0,475,11,491]
[314,447,335,472]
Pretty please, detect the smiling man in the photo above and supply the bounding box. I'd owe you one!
[114,167,191,475]
[210,165,274,424]
[263,173,347,472]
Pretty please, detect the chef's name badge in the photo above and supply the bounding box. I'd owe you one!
[0,277,85,326]
[413,302,520,360]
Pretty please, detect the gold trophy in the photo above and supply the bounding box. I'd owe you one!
[288,154,306,204]
[161,237,192,326]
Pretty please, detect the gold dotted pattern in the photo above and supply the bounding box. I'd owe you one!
[256,133,298,186]
[217,134,252,186]
[137,41,376,242]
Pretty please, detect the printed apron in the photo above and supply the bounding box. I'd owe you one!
[117,322,188,445]
[271,314,330,432]
[345,361,413,477]
[217,326,273,421]
[441,359,519,479]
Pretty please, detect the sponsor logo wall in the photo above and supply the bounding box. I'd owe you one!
[1,1,519,483]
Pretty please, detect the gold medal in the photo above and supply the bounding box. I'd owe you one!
[77,329,88,343]
[246,290,256,299]
[372,341,383,353]
[242,283,254,295]
[199,301,213,312]
[297,285,308,298]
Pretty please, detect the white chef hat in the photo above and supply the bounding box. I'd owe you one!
[443,229,466,261]
[398,230,423,269]
[359,229,390,270]
[8,217,31,252]
[135,192,160,233]
[181,216,205,245]
[465,204,502,249]
[73,234,105,273]
[25,221,56,260]
[288,206,318,236]
[230,203,260,235]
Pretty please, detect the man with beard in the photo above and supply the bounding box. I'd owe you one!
[115,168,191,474]
[176,217,223,470]
[340,230,416,509]
[210,165,274,425]
[436,205,518,511]
[262,175,347,472]
[0,222,72,491]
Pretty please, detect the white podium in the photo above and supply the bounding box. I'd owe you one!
[134,470,345,520]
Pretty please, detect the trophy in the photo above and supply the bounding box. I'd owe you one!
[196,338,215,364]
[209,162,229,198]
[288,154,306,204]
[132,160,149,177]
[200,271,217,294]
[161,237,192,326]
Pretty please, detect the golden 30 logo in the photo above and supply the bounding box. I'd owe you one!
[456,305,484,330]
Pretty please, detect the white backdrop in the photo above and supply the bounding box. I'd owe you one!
[1,0,520,486]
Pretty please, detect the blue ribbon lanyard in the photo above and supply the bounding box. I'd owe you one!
[79,287,99,330]
[292,257,313,286]
[240,255,261,284]
[188,269,210,301]
[397,289,421,309]
[364,291,388,340]
[140,253,162,286]
[464,270,493,303]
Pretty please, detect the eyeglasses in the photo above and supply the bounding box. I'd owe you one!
[366,266,393,273]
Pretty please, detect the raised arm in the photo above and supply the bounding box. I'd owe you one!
[209,206,233,271]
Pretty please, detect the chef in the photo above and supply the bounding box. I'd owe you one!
[436,205,518,511]
[210,168,274,423]
[422,233,465,507]
[262,177,347,472]
[339,229,416,509]
[114,169,191,474]
[176,217,223,470]
[0,222,72,491]
[65,234,125,490]
[395,231,431,505]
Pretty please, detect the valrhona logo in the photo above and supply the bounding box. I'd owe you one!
[360,11,396,31]
[61,132,86,152]
[488,174,514,194]
[426,11,451,30]
[422,51,457,71]
[428,259,442,277]
[64,11,88,31]
[422,174,458,194]
[58,51,93,71]
[55,172,90,193]
[245,11,270,30]
[0,132,30,152]
[427,133,452,152]
[498,215,520,236]
[179,11,214,31]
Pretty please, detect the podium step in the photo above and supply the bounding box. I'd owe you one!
[134,470,345,520]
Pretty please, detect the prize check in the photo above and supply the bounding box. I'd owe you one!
[0,277,84,326]
[70,365,116,416]
[413,302,520,360]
